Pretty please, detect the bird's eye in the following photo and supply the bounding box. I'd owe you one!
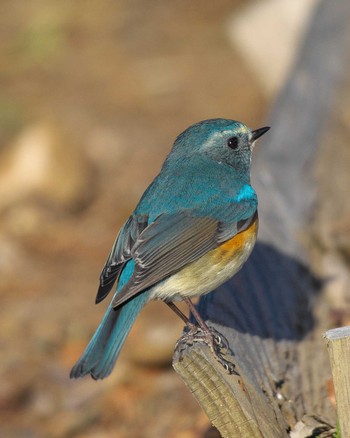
[227,136,239,150]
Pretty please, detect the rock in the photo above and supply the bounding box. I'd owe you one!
[226,0,319,96]
[0,122,94,214]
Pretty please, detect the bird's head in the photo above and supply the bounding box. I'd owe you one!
[169,118,269,179]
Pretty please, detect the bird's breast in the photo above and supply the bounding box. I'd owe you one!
[150,215,258,300]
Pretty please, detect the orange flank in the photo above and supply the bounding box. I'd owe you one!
[150,214,258,301]
[212,216,259,262]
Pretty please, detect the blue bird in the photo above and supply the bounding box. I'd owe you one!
[70,119,269,379]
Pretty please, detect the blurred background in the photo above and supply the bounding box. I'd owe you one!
[2,0,347,437]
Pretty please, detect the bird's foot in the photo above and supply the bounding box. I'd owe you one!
[206,327,236,374]
[178,324,236,375]
[167,299,236,373]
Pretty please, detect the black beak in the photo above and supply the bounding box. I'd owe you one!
[251,126,270,142]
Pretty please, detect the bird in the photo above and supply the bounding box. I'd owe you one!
[70,118,269,380]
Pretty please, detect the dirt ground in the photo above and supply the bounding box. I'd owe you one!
[0,1,271,437]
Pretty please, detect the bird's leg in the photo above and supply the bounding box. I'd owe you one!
[166,301,197,332]
[167,298,229,355]
[174,297,234,374]
[183,297,228,351]
[166,299,217,338]
[183,297,211,332]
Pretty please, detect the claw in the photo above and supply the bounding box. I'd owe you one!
[222,360,236,374]
[212,329,229,353]
[214,333,222,345]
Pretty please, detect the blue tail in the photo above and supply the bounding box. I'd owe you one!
[71,260,149,379]
[70,293,148,379]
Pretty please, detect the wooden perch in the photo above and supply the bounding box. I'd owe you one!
[173,1,350,436]
[173,332,288,437]
[324,327,350,438]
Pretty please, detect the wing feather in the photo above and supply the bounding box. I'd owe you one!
[95,215,148,303]
[111,201,257,308]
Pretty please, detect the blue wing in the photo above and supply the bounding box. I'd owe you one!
[95,215,148,303]
[110,197,257,308]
